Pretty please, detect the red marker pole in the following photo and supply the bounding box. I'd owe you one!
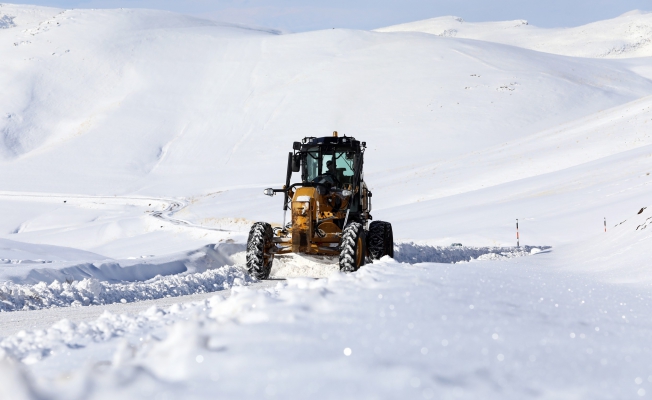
[516,219,520,248]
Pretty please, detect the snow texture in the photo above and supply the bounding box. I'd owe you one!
[3,257,652,399]
[377,11,652,58]
[0,243,538,312]
[0,4,651,399]
[393,243,550,264]
[0,264,252,312]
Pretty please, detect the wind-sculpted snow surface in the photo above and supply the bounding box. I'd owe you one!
[0,265,252,312]
[2,257,652,399]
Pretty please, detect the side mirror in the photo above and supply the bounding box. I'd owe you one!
[263,188,275,196]
[292,154,301,172]
[293,142,301,150]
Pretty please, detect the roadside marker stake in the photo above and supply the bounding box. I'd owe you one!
[516,219,520,248]
[604,217,606,233]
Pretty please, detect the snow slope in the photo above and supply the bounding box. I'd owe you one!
[0,4,651,264]
[376,10,652,58]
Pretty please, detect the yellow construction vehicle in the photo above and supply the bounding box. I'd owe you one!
[246,132,394,279]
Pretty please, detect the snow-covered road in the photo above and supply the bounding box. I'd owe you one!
[3,254,651,399]
[0,280,280,337]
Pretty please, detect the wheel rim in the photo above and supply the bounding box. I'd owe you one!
[356,236,364,267]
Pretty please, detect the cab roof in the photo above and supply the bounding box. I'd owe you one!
[295,136,365,152]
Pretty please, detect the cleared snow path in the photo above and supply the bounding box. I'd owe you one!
[148,200,229,232]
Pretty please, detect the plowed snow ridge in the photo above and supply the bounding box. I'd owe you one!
[0,265,253,312]
[0,244,544,312]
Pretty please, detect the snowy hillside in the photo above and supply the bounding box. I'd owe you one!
[0,4,652,399]
[1,3,651,259]
[376,10,652,58]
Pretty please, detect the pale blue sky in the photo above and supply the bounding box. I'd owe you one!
[8,0,651,32]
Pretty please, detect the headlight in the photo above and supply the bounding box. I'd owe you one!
[342,190,352,197]
[263,188,274,196]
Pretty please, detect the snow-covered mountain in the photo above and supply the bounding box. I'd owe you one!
[0,4,650,260]
[376,10,652,58]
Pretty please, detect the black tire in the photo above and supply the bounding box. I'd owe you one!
[368,221,394,260]
[246,222,274,279]
[339,222,366,272]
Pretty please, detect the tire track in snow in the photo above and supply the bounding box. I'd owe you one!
[148,200,228,232]
[0,191,226,233]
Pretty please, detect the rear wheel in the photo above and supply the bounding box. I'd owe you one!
[368,221,394,260]
[246,222,274,279]
[339,222,366,272]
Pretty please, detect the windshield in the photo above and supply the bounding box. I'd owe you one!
[304,148,356,188]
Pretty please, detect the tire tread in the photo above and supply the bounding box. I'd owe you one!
[246,222,274,279]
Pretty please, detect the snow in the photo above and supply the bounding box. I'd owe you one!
[3,257,652,398]
[0,239,244,284]
[0,263,252,312]
[0,3,651,399]
[0,243,535,311]
[393,243,549,264]
[376,11,652,58]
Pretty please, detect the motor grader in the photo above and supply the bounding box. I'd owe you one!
[246,132,394,279]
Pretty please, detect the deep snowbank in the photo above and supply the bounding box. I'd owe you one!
[0,242,543,312]
[0,241,251,312]
[0,264,252,312]
[0,242,244,284]
[393,243,548,264]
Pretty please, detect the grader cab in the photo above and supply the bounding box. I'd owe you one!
[246,132,394,279]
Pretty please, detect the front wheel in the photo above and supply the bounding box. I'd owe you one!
[339,222,366,272]
[246,222,274,279]
[368,221,394,260]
